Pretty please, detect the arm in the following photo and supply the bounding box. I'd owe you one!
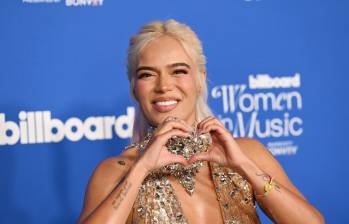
[78,119,192,224]
[190,116,324,224]
[235,138,324,224]
[77,152,149,224]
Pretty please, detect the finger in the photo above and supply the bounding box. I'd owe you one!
[155,119,192,135]
[197,116,214,130]
[200,118,224,133]
[163,116,192,129]
[162,116,192,128]
[188,151,211,164]
[198,116,224,133]
[200,123,231,141]
[163,116,187,124]
[152,128,190,147]
[166,153,190,166]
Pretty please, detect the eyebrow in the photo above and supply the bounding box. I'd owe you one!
[136,66,159,74]
[136,62,191,73]
[170,62,191,69]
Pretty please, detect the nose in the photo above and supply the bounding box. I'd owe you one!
[155,73,173,93]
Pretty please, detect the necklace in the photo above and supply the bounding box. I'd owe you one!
[135,127,212,195]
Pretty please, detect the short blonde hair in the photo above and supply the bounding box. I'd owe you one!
[127,19,213,142]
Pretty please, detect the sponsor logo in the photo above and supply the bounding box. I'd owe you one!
[267,141,298,155]
[23,0,60,3]
[212,73,303,156]
[22,0,104,6]
[0,107,134,145]
[65,0,103,6]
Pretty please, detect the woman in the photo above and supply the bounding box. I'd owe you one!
[78,19,324,224]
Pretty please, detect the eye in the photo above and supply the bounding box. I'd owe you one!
[137,73,154,79]
[173,69,188,75]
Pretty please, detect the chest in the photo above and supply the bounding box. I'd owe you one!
[129,162,260,224]
[168,173,224,224]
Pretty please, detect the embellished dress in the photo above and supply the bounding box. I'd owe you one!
[126,162,260,223]
[125,131,261,224]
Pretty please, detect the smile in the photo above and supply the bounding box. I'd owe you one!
[155,100,178,106]
[152,98,179,113]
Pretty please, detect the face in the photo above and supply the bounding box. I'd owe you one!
[134,35,202,127]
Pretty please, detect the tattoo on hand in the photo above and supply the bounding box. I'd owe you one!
[111,180,132,210]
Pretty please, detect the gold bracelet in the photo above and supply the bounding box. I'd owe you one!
[255,175,276,197]
[263,177,276,196]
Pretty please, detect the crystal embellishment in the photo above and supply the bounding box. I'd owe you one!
[137,128,212,195]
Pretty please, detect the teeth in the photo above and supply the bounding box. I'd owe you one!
[155,100,178,106]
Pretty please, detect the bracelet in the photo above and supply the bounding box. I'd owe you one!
[264,177,276,196]
[254,174,276,197]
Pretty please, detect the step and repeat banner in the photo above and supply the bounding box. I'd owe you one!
[0,1,348,223]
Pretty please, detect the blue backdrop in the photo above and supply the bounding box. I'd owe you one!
[0,0,348,223]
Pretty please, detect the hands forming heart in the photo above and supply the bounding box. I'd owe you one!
[164,116,248,170]
[137,116,249,195]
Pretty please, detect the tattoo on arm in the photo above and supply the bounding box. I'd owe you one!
[117,160,126,166]
[111,180,132,210]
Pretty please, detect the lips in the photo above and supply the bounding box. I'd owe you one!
[152,97,180,113]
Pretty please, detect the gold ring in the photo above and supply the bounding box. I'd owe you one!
[164,116,179,123]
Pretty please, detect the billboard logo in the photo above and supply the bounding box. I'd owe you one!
[249,73,301,89]
[0,107,134,146]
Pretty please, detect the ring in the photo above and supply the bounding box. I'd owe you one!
[164,116,180,123]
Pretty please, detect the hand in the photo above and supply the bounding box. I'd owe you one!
[138,117,193,173]
[188,116,249,169]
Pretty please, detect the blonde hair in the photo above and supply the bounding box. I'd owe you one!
[127,19,213,142]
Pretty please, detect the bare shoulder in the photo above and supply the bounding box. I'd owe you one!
[235,137,305,199]
[98,146,139,172]
[91,146,139,183]
[78,146,139,222]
